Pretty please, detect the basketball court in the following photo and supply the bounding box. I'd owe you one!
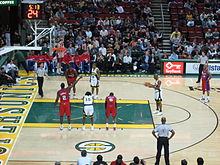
[0,73,219,165]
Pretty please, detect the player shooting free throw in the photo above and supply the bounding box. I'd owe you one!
[54,76,82,130]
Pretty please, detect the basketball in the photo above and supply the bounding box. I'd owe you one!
[144,82,151,87]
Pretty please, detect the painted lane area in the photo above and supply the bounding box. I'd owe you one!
[24,99,154,129]
[0,77,37,165]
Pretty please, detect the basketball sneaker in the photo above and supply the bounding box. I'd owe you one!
[60,125,63,130]
[200,96,205,101]
[152,110,159,114]
[205,98,210,103]
[68,125,72,131]
[106,127,109,131]
[156,112,163,116]
[113,127,116,131]
[73,94,77,99]
[82,126,85,130]
[91,126,94,130]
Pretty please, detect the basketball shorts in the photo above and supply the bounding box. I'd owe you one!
[67,77,77,84]
[83,105,94,116]
[90,75,99,87]
[202,80,210,92]
[59,102,71,116]
[106,108,117,118]
[155,91,162,101]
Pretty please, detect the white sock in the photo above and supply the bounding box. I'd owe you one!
[60,124,63,127]
[114,123,116,128]
[106,123,109,127]
[202,95,205,98]
[68,124,71,127]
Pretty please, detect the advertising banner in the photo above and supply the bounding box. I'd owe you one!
[163,62,184,74]
[186,63,220,74]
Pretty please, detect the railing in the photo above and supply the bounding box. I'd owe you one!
[160,0,165,52]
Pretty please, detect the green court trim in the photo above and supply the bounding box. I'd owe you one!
[23,123,154,129]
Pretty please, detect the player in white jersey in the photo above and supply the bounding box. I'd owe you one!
[90,63,100,99]
[82,91,94,130]
[149,74,163,116]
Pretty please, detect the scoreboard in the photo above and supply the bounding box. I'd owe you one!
[21,2,44,19]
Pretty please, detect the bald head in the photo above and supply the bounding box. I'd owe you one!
[161,117,166,124]
[154,74,158,80]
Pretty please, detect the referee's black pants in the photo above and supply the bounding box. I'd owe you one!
[155,137,170,165]
[37,77,44,97]
[197,64,204,83]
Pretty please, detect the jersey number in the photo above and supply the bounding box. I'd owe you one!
[62,95,67,100]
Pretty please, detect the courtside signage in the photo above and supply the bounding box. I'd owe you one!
[0,0,17,6]
[163,62,184,74]
[0,77,37,165]
[186,63,220,74]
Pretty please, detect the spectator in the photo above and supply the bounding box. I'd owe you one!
[205,29,213,39]
[55,8,64,19]
[116,5,124,13]
[213,28,220,39]
[200,12,208,27]
[148,53,157,74]
[186,12,194,27]
[141,51,150,73]
[85,28,93,38]
[133,156,140,165]
[93,155,107,165]
[14,50,29,74]
[6,60,19,81]
[181,159,188,165]
[169,51,178,60]
[99,44,107,56]
[110,155,126,165]
[184,1,193,10]
[207,18,217,27]
[123,53,133,73]
[170,28,181,39]
[77,150,92,165]
[0,67,15,86]
[114,54,123,73]
[197,157,204,165]
[170,34,181,52]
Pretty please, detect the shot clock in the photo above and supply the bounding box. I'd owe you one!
[22,3,44,19]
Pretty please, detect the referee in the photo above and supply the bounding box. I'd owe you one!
[36,63,48,98]
[196,51,208,83]
[152,117,175,165]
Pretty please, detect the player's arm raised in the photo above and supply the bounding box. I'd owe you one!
[66,76,83,93]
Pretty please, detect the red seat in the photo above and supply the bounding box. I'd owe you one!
[188,27,195,32]
[181,27,187,33]
[170,9,178,14]
[171,15,178,20]
[194,27,202,32]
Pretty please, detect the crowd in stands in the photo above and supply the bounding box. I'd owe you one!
[24,0,162,74]
[168,0,220,60]
[53,150,205,165]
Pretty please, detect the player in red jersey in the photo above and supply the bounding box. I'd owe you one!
[55,76,82,130]
[65,64,78,99]
[200,64,212,103]
[105,92,117,130]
